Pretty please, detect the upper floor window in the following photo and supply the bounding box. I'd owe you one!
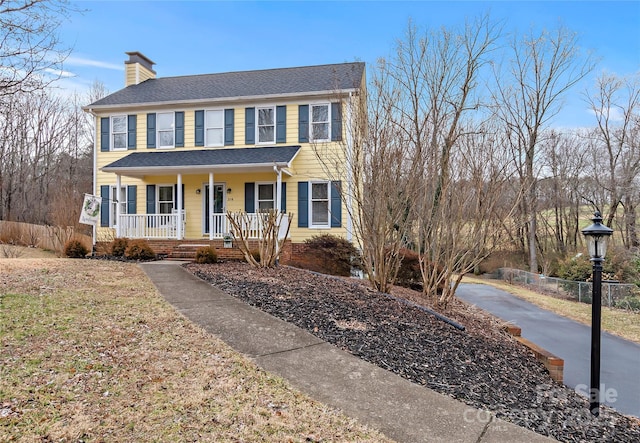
[257,106,275,143]
[157,112,175,148]
[206,110,224,147]
[111,115,127,150]
[311,104,330,141]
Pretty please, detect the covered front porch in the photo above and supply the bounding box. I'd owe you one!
[116,211,289,240]
[100,146,299,241]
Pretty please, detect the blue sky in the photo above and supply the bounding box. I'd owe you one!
[58,1,639,127]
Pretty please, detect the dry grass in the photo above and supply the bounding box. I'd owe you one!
[0,244,57,259]
[462,275,640,344]
[0,258,393,442]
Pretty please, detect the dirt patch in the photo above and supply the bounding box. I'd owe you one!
[187,261,640,443]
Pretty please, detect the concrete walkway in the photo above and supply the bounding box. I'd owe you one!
[457,283,640,418]
[140,261,556,443]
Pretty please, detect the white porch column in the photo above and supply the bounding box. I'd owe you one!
[209,172,214,240]
[177,174,183,239]
[115,174,121,237]
[275,167,282,212]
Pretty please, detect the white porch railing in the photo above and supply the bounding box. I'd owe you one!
[118,211,186,239]
[116,212,289,240]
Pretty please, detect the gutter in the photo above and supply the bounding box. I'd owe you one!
[86,107,98,251]
[81,89,361,113]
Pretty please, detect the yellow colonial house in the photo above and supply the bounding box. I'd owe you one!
[85,52,364,259]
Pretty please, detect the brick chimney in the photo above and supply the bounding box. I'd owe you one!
[124,51,156,87]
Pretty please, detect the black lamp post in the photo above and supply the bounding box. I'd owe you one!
[581,211,613,417]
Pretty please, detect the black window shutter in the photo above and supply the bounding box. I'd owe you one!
[330,181,342,227]
[175,112,184,147]
[100,185,110,227]
[195,110,204,146]
[331,103,342,141]
[276,105,286,143]
[244,182,255,212]
[146,185,156,214]
[280,182,287,213]
[298,105,309,143]
[146,113,156,148]
[100,117,110,152]
[298,181,308,227]
[127,185,137,214]
[127,115,137,149]
[245,108,255,145]
[224,109,234,145]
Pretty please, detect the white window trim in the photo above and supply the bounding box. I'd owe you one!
[157,184,175,214]
[157,111,175,149]
[309,180,331,229]
[109,185,127,227]
[255,182,276,211]
[310,103,331,143]
[256,106,276,144]
[205,109,224,147]
[111,115,127,151]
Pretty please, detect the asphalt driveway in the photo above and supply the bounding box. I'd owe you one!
[456,283,640,418]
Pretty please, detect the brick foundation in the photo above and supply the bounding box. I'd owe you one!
[96,238,304,262]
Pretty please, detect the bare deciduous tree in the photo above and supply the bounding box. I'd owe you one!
[585,72,640,246]
[493,25,595,273]
[227,209,292,268]
[0,0,76,99]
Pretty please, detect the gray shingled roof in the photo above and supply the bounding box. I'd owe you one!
[90,62,364,107]
[102,146,300,172]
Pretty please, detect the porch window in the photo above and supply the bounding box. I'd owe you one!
[257,183,275,210]
[158,185,174,214]
[111,115,127,150]
[311,104,330,142]
[311,181,329,226]
[257,106,275,143]
[110,186,127,226]
[205,110,224,147]
[157,112,175,148]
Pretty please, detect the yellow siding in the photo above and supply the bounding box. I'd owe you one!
[95,98,355,244]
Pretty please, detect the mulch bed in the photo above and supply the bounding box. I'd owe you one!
[185,261,640,443]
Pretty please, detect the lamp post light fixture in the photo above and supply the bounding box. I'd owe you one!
[581,211,614,417]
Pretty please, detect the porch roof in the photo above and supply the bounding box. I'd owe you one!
[101,146,301,178]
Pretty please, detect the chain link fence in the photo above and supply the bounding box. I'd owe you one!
[490,268,640,311]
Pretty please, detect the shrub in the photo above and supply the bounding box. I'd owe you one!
[614,295,640,311]
[64,239,88,258]
[249,249,261,263]
[195,246,218,264]
[124,239,156,261]
[298,234,360,276]
[111,237,129,257]
[394,248,446,293]
[395,248,422,290]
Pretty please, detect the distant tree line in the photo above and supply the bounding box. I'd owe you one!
[317,16,639,306]
[0,0,96,231]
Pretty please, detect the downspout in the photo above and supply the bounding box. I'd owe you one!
[88,108,98,253]
[345,92,354,243]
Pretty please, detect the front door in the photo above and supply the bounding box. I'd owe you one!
[204,184,225,235]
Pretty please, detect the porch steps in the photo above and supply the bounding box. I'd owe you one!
[166,243,209,260]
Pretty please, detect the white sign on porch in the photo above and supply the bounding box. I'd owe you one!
[79,194,101,225]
